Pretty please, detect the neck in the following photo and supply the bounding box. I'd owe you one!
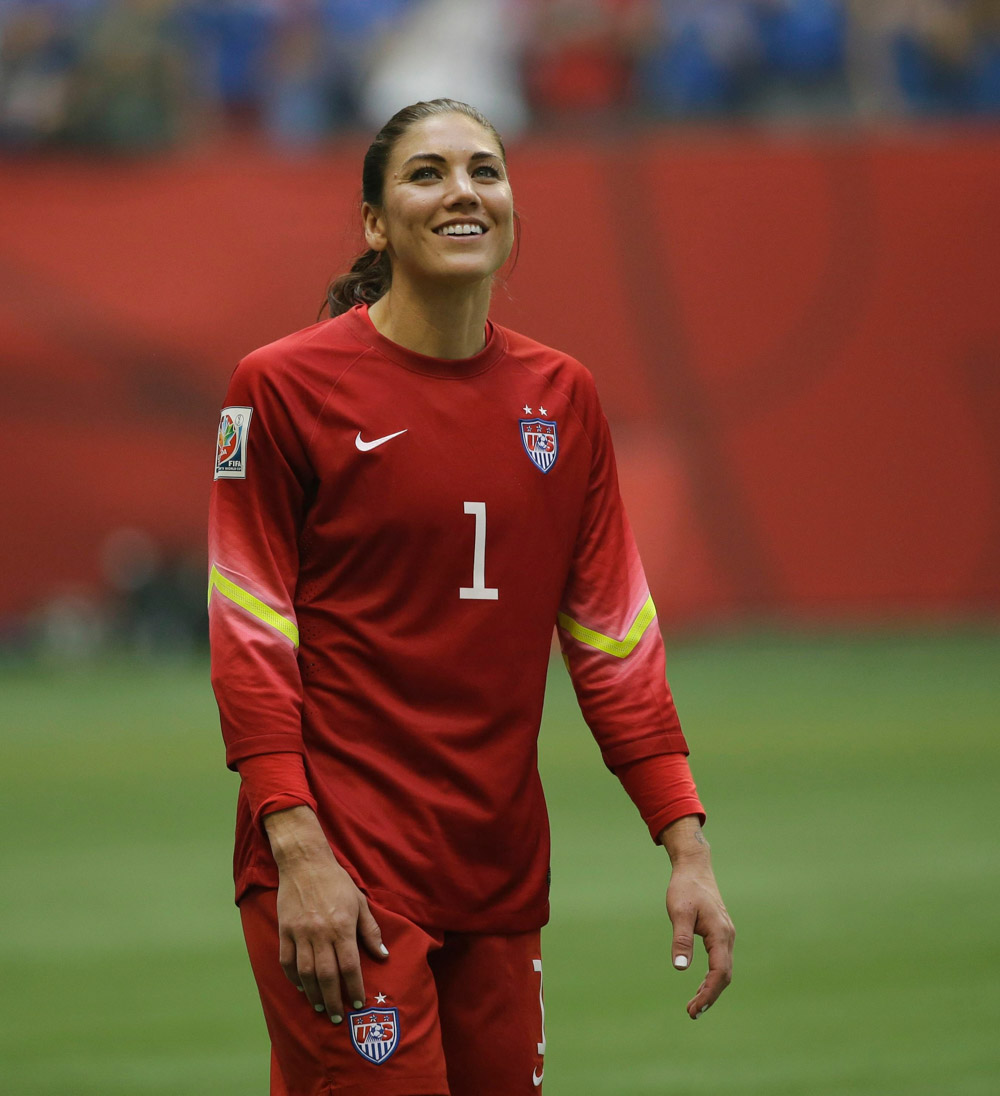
[367,277,492,360]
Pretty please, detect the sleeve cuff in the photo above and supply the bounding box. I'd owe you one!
[613,752,706,842]
[599,730,690,771]
[225,732,308,771]
[236,752,317,831]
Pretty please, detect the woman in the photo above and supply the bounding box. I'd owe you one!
[209,98,733,1096]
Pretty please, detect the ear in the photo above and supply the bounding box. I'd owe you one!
[362,203,388,252]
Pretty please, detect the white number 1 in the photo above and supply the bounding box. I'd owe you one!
[532,958,546,1087]
[533,958,546,1055]
[459,501,498,600]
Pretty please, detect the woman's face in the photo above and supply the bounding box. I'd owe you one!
[364,112,515,291]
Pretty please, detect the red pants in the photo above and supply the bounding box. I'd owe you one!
[240,887,546,1095]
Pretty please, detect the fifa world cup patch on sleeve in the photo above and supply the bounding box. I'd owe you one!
[215,406,253,479]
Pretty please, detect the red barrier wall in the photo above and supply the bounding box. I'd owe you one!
[3,129,998,623]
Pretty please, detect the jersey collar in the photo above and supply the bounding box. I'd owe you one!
[344,304,506,378]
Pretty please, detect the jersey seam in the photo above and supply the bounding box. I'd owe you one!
[301,346,373,454]
[239,318,342,472]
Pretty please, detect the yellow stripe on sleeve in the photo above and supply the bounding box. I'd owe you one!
[557,595,656,659]
[207,565,299,648]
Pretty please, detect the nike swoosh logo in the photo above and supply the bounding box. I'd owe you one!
[355,429,407,452]
[533,1068,544,1087]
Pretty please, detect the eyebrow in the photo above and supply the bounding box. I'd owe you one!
[400,150,503,169]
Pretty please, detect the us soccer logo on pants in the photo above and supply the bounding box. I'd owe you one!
[349,1007,400,1065]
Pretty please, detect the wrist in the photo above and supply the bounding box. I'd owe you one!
[659,814,711,865]
[263,805,333,868]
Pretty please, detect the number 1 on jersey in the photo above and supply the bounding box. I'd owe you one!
[460,501,498,601]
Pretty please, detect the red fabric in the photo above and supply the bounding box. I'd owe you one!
[239,887,544,1096]
[209,305,689,930]
[237,752,316,831]
[240,888,449,1096]
[433,930,547,1095]
[614,752,706,843]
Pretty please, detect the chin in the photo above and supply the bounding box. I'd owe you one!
[433,259,503,284]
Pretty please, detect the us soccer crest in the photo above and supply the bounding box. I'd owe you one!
[214,406,252,479]
[349,1007,400,1065]
[520,418,558,474]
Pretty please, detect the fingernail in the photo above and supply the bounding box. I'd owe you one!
[353,1000,364,1010]
[673,955,689,969]
[379,944,389,957]
[296,986,304,993]
[314,1004,325,1013]
[699,1006,709,1015]
[331,1014,343,1024]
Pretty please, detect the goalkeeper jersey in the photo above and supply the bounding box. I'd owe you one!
[208,304,701,932]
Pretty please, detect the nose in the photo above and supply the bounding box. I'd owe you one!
[444,169,479,207]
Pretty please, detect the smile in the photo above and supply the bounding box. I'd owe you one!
[435,224,486,236]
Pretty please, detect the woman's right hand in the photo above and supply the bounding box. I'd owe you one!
[263,805,388,1023]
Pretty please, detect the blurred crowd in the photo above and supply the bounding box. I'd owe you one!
[4,528,208,662]
[1,0,999,151]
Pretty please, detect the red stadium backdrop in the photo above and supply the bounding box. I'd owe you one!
[2,129,998,625]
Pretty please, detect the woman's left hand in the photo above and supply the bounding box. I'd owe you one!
[660,815,735,1020]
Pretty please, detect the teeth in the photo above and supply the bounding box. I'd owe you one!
[438,224,483,235]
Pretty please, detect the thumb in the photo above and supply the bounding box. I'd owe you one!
[671,911,696,972]
[357,898,389,961]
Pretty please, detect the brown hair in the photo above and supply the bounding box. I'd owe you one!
[323,99,508,319]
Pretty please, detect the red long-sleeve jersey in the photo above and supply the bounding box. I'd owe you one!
[208,305,702,932]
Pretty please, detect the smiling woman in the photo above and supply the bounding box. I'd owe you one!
[208,98,734,1096]
[326,99,514,358]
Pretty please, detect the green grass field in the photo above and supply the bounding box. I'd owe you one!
[1,631,997,1095]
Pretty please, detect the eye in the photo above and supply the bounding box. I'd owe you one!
[473,164,502,179]
[408,165,440,181]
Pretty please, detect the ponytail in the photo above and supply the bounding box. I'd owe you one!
[323,248,391,319]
